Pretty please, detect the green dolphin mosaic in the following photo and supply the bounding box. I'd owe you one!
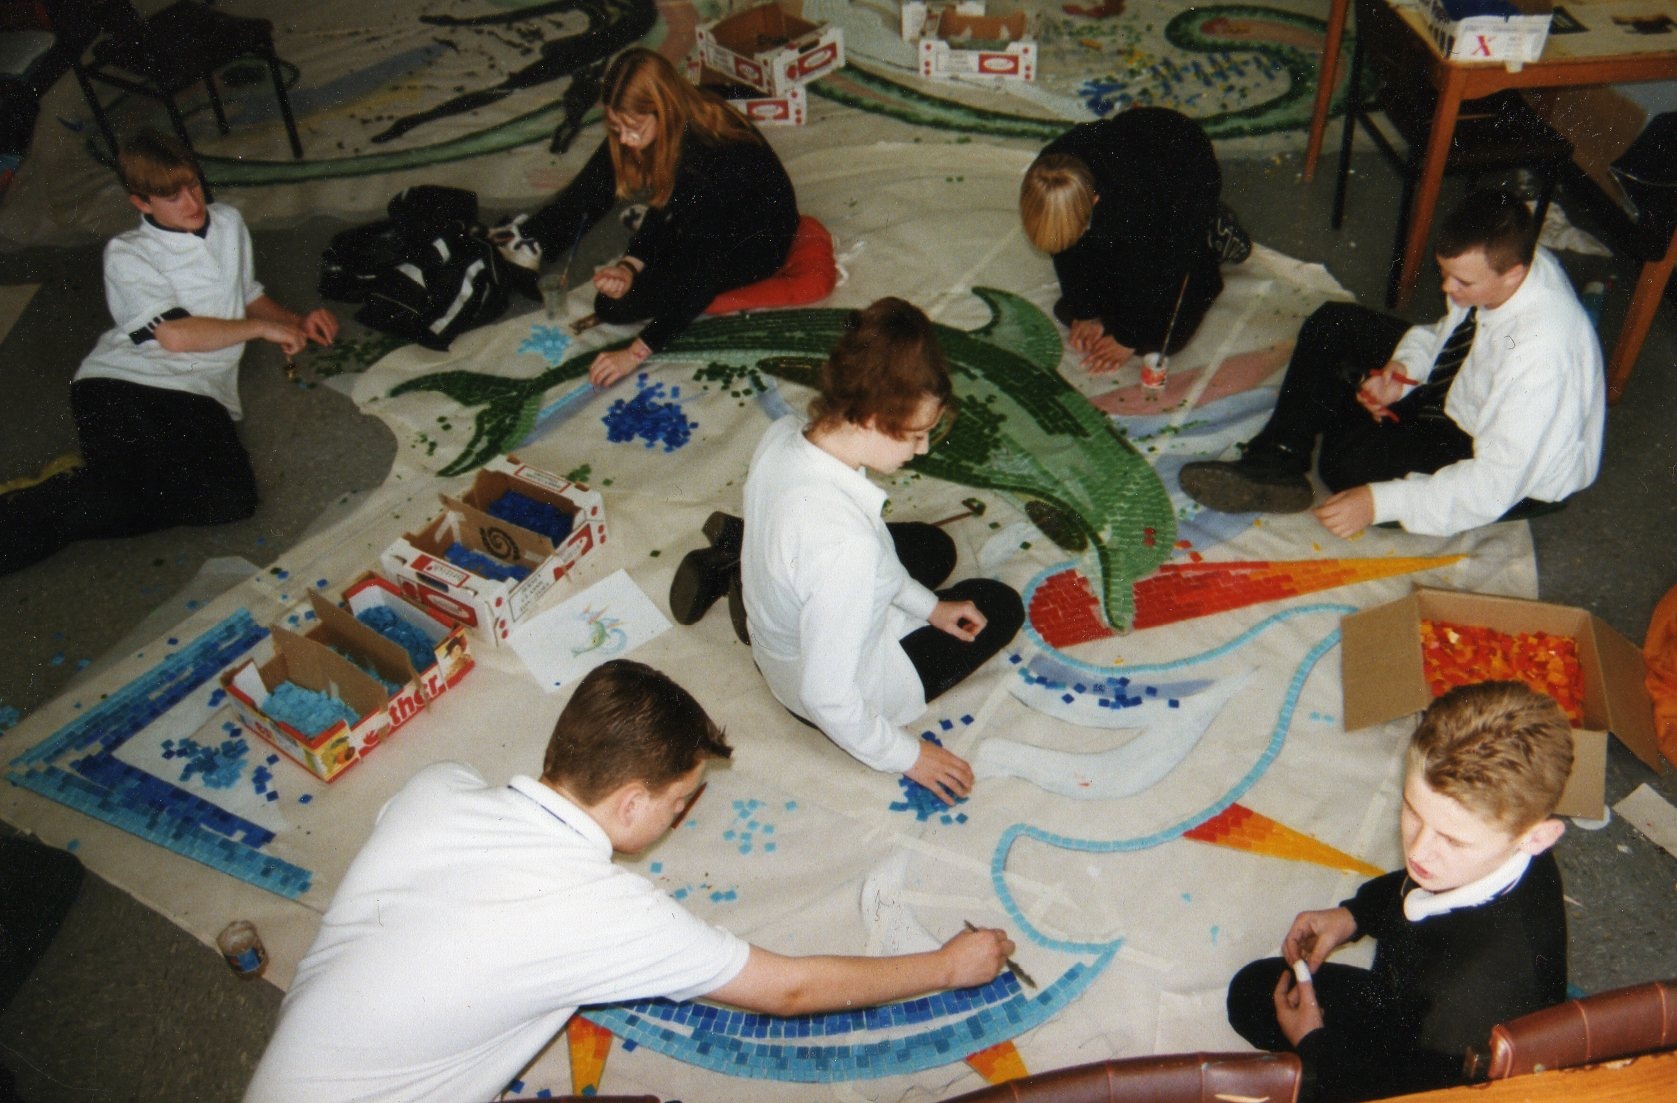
[388,288,1174,631]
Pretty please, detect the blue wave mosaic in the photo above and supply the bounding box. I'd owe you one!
[5,610,316,899]
[581,949,1114,1082]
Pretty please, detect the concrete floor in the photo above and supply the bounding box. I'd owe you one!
[1,147,1675,1101]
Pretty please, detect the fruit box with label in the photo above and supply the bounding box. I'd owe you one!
[299,590,431,732]
[1341,587,1660,820]
[698,3,844,97]
[341,573,474,701]
[380,458,607,647]
[901,2,1036,84]
[694,62,807,126]
[1423,0,1552,63]
[222,627,394,782]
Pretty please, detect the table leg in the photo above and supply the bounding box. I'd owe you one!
[1606,229,1677,403]
[1303,0,1351,183]
[1394,69,1468,309]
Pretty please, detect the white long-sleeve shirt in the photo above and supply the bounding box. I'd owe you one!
[1372,248,1604,535]
[741,416,937,773]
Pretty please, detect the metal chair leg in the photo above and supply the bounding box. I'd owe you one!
[263,50,304,159]
[1331,30,1366,231]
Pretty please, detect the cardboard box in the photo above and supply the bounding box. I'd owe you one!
[381,457,607,646]
[1423,0,1552,64]
[300,591,428,732]
[223,627,393,782]
[341,573,474,701]
[907,4,1036,84]
[1341,587,1661,820]
[698,3,844,96]
[696,64,807,126]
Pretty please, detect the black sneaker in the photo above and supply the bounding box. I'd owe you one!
[1180,451,1313,514]
[1209,202,1253,265]
[669,545,736,625]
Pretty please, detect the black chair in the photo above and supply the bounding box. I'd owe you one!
[43,0,302,194]
[1333,0,1572,306]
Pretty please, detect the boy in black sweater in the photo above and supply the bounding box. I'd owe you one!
[1226,681,1573,1101]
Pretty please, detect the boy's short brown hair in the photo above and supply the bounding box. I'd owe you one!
[1019,153,1095,255]
[1407,681,1573,834]
[808,297,955,439]
[1434,188,1537,274]
[541,660,731,803]
[117,129,200,199]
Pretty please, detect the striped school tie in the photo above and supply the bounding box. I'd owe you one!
[1416,307,1476,413]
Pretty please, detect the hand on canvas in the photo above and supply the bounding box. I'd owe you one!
[1080,334,1134,375]
[1314,486,1375,539]
[905,741,973,805]
[930,599,985,642]
[941,926,1015,988]
[1067,318,1106,353]
[589,346,640,388]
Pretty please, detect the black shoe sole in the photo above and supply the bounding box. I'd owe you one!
[669,547,734,625]
[1180,462,1313,514]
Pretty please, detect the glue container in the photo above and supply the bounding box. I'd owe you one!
[1139,352,1168,392]
[217,919,268,979]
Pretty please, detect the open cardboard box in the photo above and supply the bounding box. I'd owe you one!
[302,591,429,732]
[698,3,844,96]
[382,456,606,647]
[223,627,392,782]
[694,63,807,126]
[903,2,1036,83]
[1342,587,1661,819]
[341,573,473,701]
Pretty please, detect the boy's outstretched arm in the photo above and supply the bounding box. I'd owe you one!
[152,296,337,357]
[707,927,1013,1017]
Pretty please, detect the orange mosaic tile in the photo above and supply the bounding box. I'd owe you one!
[1028,556,1465,646]
[1184,803,1383,877]
[966,1038,1030,1083]
[568,1015,615,1095]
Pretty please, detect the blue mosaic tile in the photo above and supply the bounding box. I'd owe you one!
[5,610,315,898]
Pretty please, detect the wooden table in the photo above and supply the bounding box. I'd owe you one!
[1378,1049,1677,1101]
[1303,0,1677,401]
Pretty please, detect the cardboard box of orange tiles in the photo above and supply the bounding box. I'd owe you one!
[698,3,843,97]
[902,2,1036,84]
[1423,0,1551,64]
[340,573,473,702]
[693,62,808,126]
[380,457,607,647]
[222,627,393,782]
[1341,587,1660,819]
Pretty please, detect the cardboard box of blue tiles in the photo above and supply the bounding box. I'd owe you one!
[300,590,429,732]
[1340,587,1660,820]
[341,572,474,702]
[222,627,393,782]
[380,456,607,648]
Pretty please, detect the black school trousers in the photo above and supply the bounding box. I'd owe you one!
[1250,302,1474,491]
[0,379,256,575]
[888,522,1025,702]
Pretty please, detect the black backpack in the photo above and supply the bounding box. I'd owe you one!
[318,186,511,351]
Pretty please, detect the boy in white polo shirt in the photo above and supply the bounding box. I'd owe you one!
[245,660,1014,1103]
[0,129,337,575]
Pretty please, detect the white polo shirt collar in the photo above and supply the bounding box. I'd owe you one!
[506,775,611,856]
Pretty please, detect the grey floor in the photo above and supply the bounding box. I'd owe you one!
[1,145,1675,1101]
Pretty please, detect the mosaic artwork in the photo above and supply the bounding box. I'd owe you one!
[393,289,1176,631]
[0,89,1545,1103]
[0,1,1350,245]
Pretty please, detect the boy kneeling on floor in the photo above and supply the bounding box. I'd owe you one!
[1226,681,1573,1101]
